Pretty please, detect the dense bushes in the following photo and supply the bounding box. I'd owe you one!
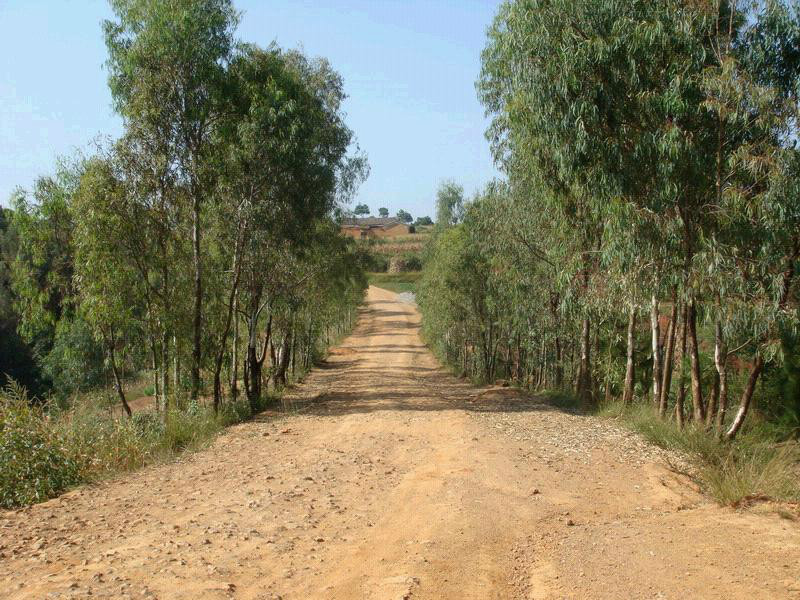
[388,253,422,273]
[0,380,279,509]
[0,382,80,507]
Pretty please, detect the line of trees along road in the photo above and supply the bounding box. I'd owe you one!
[1,0,368,414]
[419,0,800,440]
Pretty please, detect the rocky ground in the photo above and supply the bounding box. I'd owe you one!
[1,286,799,599]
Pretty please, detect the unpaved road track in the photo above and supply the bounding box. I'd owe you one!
[2,287,799,599]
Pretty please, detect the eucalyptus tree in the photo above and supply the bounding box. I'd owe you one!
[109,128,189,412]
[702,0,800,438]
[208,44,311,410]
[435,181,465,227]
[270,220,366,386]
[3,157,116,398]
[479,0,644,402]
[477,0,737,410]
[104,0,239,401]
[216,45,366,409]
[71,158,144,417]
[7,161,83,354]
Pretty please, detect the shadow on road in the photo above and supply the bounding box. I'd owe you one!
[280,297,587,420]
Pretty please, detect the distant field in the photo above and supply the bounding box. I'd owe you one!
[367,271,422,294]
[369,235,430,256]
[370,232,431,245]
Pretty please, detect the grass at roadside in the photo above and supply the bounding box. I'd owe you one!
[0,380,278,509]
[367,271,422,294]
[599,401,800,507]
[0,311,360,509]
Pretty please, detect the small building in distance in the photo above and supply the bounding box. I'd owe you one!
[341,217,410,240]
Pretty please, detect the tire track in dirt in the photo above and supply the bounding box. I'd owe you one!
[1,286,799,599]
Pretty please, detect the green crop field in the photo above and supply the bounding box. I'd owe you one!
[367,271,422,294]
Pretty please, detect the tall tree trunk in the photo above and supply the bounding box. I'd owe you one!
[714,320,729,436]
[268,335,278,391]
[659,300,678,418]
[150,338,160,409]
[190,194,202,402]
[571,342,578,392]
[246,342,260,407]
[725,355,764,440]
[540,337,547,389]
[275,327,292,388]
[549,293,563,388]
[246,312,271,409]
[231,303,239,400]
[578,316,592,405]
[173,335,179,399]
[554,336,563,388]
[687,297,705,422]
[160,331,169,415]
[708,371,720,430]
[650,294,662,409]
[290,322,299,378]
[212,236,243,412]
[778,234,799,311]
[107,329,132,418]
[675,303,688,427]
[622,304,636,405]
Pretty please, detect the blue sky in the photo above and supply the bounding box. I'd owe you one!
[0,0,503,220]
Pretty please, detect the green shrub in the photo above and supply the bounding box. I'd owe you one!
[401,252,422,271]
[0,382,80,508]
[361,251,388,272]
[160,409,221,452]
[0,377,282,508]
[367,271,421,294]
[42,317,106,398]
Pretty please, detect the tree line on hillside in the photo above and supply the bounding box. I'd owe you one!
[0,0,368,417]
[351,203,433,226]
[419,0,800,442]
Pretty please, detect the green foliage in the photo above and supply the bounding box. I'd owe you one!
[414,216,433,226]
[0,377,290,508]
[42,316,106,398]
[354,204,370,216]
[8,158,83,353]
[430,0,800,432]
[378,207,389,218]
[418,204,511,382]
[396,209,413,224]
[362,251,389,273]
[388,252,422,273]
[400,252,422,271]
[435,181,464,227]
[367,272,421,294]
[0,382,80,508]
[0,206,43,391]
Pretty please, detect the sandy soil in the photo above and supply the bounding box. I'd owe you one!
[1,286,799,599]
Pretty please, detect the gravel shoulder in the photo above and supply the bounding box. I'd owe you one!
[1,286,799,599]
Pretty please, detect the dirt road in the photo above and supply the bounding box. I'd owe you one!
[2,286,799,599]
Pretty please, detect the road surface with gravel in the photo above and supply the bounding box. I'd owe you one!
[2,286,799,599]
